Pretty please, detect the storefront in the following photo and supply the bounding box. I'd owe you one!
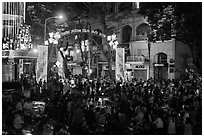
[2,50,38,82]
[126,55,148,81]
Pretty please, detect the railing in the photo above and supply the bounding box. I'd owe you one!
[131,35,148,41]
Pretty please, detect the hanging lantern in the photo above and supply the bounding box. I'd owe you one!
[49,32,54,38]
[45,40,49,46]
[48,38,54,44]
[54,32,61,40]
[53,39,58,44]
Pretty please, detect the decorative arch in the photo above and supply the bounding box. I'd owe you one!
[153,52,168,80]
[122,25,132,43]
[136,23,150,36]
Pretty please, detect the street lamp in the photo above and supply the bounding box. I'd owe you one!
[44,15,63,45]
[33,48,38,53]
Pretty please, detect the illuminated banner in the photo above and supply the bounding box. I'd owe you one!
[116,48,125,82]
[36,45,48,82]
[60,29,106,38]
[56,51,65,78]
[2,50,37,58]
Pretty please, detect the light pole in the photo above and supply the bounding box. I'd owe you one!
[148,39,151,79]
[44,15,63,45]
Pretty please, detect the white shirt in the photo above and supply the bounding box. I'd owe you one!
[13,115,24,129]
[154,118,164,128]
[24,102,33,110]
[16,102,23,111]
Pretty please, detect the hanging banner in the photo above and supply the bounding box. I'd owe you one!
[57,51,65,79]
[19,59,24,78]
[49,44,58,63]
[36,45,48,82]
[115,48,125,82]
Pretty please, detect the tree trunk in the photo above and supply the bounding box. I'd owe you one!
[180,39,202,75]
[106,41,114,80]
[103,25,114,80]
[78,35,87,77]
[59,50,70,79]
[189,42,202,74]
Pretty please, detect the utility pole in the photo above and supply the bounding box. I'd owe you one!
[148,40,151,79]
[87,20,92,78]
[96,46,99,80]
[147,28,151,80]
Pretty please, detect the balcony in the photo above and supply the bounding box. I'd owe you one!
[131,35,148,41]
[127,55,145,63]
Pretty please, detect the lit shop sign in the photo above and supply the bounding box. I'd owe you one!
[154,63,164,67]
[60,29,106,38]
[2,50,37,58]
[135,64,145,69]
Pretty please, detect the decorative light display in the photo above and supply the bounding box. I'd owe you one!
[81,40,89,52]
[2,24,33,51]
[2,37,13,50]
[46,32,61,45]
[107,33,118,50]
[2,2,25,50]
[16,24,33,50]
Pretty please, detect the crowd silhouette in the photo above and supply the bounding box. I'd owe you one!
[2,71,202,135]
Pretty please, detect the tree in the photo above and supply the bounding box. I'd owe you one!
[26,2,52,45]
[26,2,74,45]
[81,2,119,80]
[139,2,202,74]
[57,2,120,80]
[26,2,76,79]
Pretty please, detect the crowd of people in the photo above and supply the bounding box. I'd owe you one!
[2,71,202,135]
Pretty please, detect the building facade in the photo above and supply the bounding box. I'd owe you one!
[88,2,194,81]
[2,2,37,82]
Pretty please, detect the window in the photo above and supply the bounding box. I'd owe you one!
[158,53,167,64]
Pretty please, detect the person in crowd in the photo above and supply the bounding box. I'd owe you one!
[23,99,33,116]
[13,113,24,134]
[84,105,96,132]
[95,107,101,125]
[71,104,84,134]
[153,115,164,135]
[16,99,24,112]
[2,71,202,135]
[42,120,54,135]
[167,116,176,135]
[183,117,193,135]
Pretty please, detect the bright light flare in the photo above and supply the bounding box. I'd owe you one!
[33,49,38,53]
[76,49,80,54]
[58,15,63,19]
